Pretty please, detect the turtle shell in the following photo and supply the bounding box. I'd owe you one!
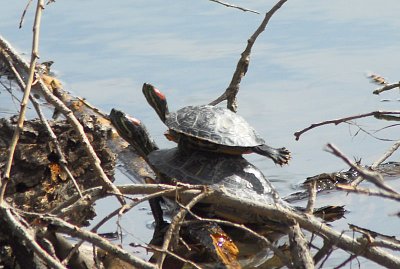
[148,148,282,205]
[165,105,265,147]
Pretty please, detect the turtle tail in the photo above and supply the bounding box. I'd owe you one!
[253,144,291,166]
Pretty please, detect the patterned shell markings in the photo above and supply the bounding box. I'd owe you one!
[166,105,265,147]
[148,148,281,205]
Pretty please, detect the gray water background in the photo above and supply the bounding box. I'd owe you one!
[1,1,400,267]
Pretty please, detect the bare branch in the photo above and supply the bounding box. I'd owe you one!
[41,215,157,269]
[1,51,83,198]
[16,182,400,268]
[136,244,203,269]
[157,189,210,268]
[19,0,34,28]
[0,0,45,204]
[0,35,125,205]
[313,240,333,265]
[208,0,260,14]
[325,143,398,194]
[349,224,400,251]
[1,206,66,269]
[373,82,400,95]
[36,81,126,205]
[294,111,400,141]
[209,0,287,112]
[336,184,400,202]
[368,73,400,95]
[371,140,400,170]
[61,189,172,265]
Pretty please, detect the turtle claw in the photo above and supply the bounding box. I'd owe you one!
[253,145,291,166]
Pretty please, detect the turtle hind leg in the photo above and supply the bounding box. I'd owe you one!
[253,144,291,166]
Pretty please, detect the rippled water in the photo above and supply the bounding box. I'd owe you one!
[2,1,400,267]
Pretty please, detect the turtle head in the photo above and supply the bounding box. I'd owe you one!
[109,108,158,156]
[142,83,169,123]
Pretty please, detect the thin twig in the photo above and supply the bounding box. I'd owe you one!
[373,82,400,95]
[313,240,333,266]
[157,189,210,268]
[371,140,400,170]
[333,254,357,269]
[183,209,294,268]
[349,224,400,251]
[209,0,287,112]
[294,111,400,140]
[136,244,203,269]
[325,143,398,194]
[61,188,170,265]
[2,51,83,197]
[208,0,260,14]
[19,0,34,28]
[36,81,126,205]
[336,184,400,202]
[0,35,125,205]
[1,206,66,269]
[0,0,44,204]
[40,215,157,269]
[351,137,400,186]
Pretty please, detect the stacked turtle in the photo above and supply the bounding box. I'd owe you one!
[110,83,293,267]
[110,83,291,224]
[141,83,291,166]
[110,108,286,215]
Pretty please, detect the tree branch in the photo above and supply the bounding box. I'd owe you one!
[1,205,66,269]
[41,215,157,269]
[209,0,287,112]
[208,0,260,14]
[0,0,45,204]
[294,111,400,141]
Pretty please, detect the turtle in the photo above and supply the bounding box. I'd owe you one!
[110,109,288,266]
[142,83,291,166]
[109,109,287,217]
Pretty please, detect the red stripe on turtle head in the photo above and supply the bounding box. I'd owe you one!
[127,116,141,126]
[154,88,166,101]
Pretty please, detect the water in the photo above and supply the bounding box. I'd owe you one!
[1,0,400,267]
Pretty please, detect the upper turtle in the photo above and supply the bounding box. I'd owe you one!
[142,83,291,165]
